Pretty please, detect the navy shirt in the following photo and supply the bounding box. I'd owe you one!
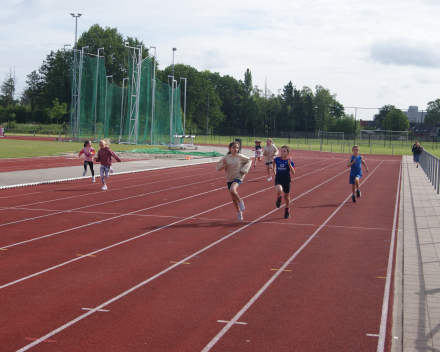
[350,155,362,177]
[274,157,295,181]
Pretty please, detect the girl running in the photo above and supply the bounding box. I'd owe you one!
[216,141,252,220]
[94,139,121,190]
[252,140,263,168]
[263,138,278,181]
[78,140,95,182]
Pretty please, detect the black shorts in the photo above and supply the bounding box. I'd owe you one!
[227,179,242,190]
[275,178,291,193]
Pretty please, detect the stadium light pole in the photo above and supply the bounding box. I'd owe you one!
[104,75,113,134]
[120,77,129,141]
[354,107,357,145]
[70,13,82,50]
[150,46,156,145]
[62,45,71,106]
[180,77,187,136]
[170,48,177,145]
[94,47,104,141]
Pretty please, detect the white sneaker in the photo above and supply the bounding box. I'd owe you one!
[237,212,243,220]
[83,170,87,176]
[101,185,108,190]
[92,176,95,182]
[267,177,272,181]
[238,201,245,212]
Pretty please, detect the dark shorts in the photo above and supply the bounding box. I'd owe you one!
[227,179,242,190]
[265,161,273,166]
[349,174,362,184]
[275,178,291,193]
[414,153,421,162]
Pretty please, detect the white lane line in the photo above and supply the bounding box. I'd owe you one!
[82,308,109,312]
[14,164,350,351]
[367,334,379,337]
[0,158,333,248]
[376,162,402,352]
[201,161,384,352]
[217,320,247,325]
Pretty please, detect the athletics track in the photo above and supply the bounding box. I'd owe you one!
[0,150,401,351]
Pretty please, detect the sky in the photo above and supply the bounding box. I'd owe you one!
[1,0,440,121]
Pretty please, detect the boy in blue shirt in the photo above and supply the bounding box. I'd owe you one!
[347,145,369,203]
[273,145,295,218]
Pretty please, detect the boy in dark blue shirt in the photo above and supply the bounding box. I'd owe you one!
[273,145,295,218]
[347,145,369,203]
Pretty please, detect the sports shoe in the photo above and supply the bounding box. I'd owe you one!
[276,197,282,208]
[237,212,243,220]
[83,170,87,176]
[356,189,361,198]
[352,194,356,203]
[267,177,272,181]
[91,176,95,183]
[416,165,418,168]
[101,185,108,190]
[284,209,290,219]
[238,201,245,212]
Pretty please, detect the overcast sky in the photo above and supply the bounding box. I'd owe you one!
[1,0,440,121]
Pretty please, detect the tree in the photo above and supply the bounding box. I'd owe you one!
[0,68,17,107]
[374,105,396,130]
[45,98,68,124]
[77,24,149,86]
[425,99,440,124]
[314,85,335,132]
[384,109,410,131]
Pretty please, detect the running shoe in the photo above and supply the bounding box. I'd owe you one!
[267,177,272,181]
[284,209,290,219]
[83,170,87,176]
[92,176,95,183]
[276,197,282,208]
[352,194,356,203]
[101,185,108,190]
[237,212,243,220]
[356,189,361,198]
[238,201,245,212]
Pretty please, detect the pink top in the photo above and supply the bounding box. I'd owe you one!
[81,147,95,162]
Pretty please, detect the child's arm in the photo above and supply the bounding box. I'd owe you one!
[109,150,121,162]
[361,157,369,172]
[216,157,227,171]
[272,162,276,175]
[288,158,295,175]
[240,156,252,174]
[347,156,355,167]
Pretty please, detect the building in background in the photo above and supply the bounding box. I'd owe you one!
[404,106,425,123]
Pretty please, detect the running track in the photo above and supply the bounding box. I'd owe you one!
[0,151,401,351]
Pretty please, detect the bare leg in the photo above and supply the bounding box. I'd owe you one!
[229,183,241,212]
[284,192,290,208]
[355,177,360,191]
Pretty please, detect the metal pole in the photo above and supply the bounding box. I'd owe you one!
[354,107,357,145]
[181,77,187,136]
[150,46,156,145]
[120,78,128,141]
[170,48,176,145]
[94,47,104,141]
[206,91,209,136]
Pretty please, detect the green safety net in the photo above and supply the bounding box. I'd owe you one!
[69,51,183,144]
[124,148,223,157]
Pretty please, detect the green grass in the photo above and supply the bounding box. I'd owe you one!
[1,136,439,159]
[194,135,440,158]
[0,139,157,159]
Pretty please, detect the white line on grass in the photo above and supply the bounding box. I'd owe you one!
[201,161,384,351]
[15,162,350,351]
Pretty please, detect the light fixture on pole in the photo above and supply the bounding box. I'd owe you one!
[150,46,156,145]
[180,77,187,136]
[70,13,82,50]
[170,47,177,145]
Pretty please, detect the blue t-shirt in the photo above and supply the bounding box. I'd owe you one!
[274,157,295,180]
[350,155,362,177]
[255,144,262,151]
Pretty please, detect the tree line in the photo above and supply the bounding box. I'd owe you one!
[1,24,433,136]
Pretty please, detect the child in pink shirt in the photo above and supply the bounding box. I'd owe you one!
[94,139,121,190]
[78,140,95,182]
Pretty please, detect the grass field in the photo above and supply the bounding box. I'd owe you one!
[1,136,439,159]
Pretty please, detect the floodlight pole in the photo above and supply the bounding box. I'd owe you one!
[150,46,156,145]
[75,45,88,139]
[70,13,82,50]
[180,77,187,136]
[62,45,71,107]
[170,48,177,145]
[94,47,104,141]
[354,107,357,145]
[105,75,113,133]
[120,77,129,141]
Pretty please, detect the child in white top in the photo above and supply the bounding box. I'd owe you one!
[78,140,96,182]
[252,140,263,168]
[216,141,252,220]
[263,138,278,181]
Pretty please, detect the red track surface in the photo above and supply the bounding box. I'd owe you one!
[0,156,150,173]
[0,151,401,351]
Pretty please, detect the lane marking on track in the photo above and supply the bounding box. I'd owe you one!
[367,334,379,337]
[82,308,109,312]
[270,269,292,272]
[170,261,190,265]
[76,254,96,258]
[259,222,390,231]
[183,255,200,258]
[217,320,247,325]
[201,161,384,352]
[377,161,401,352]
[24,337,56,343]
[15,162,351,351]
[377,277,386,279]
[278,262,297,265]
[0,159,332,250]
[0,248,7,250]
